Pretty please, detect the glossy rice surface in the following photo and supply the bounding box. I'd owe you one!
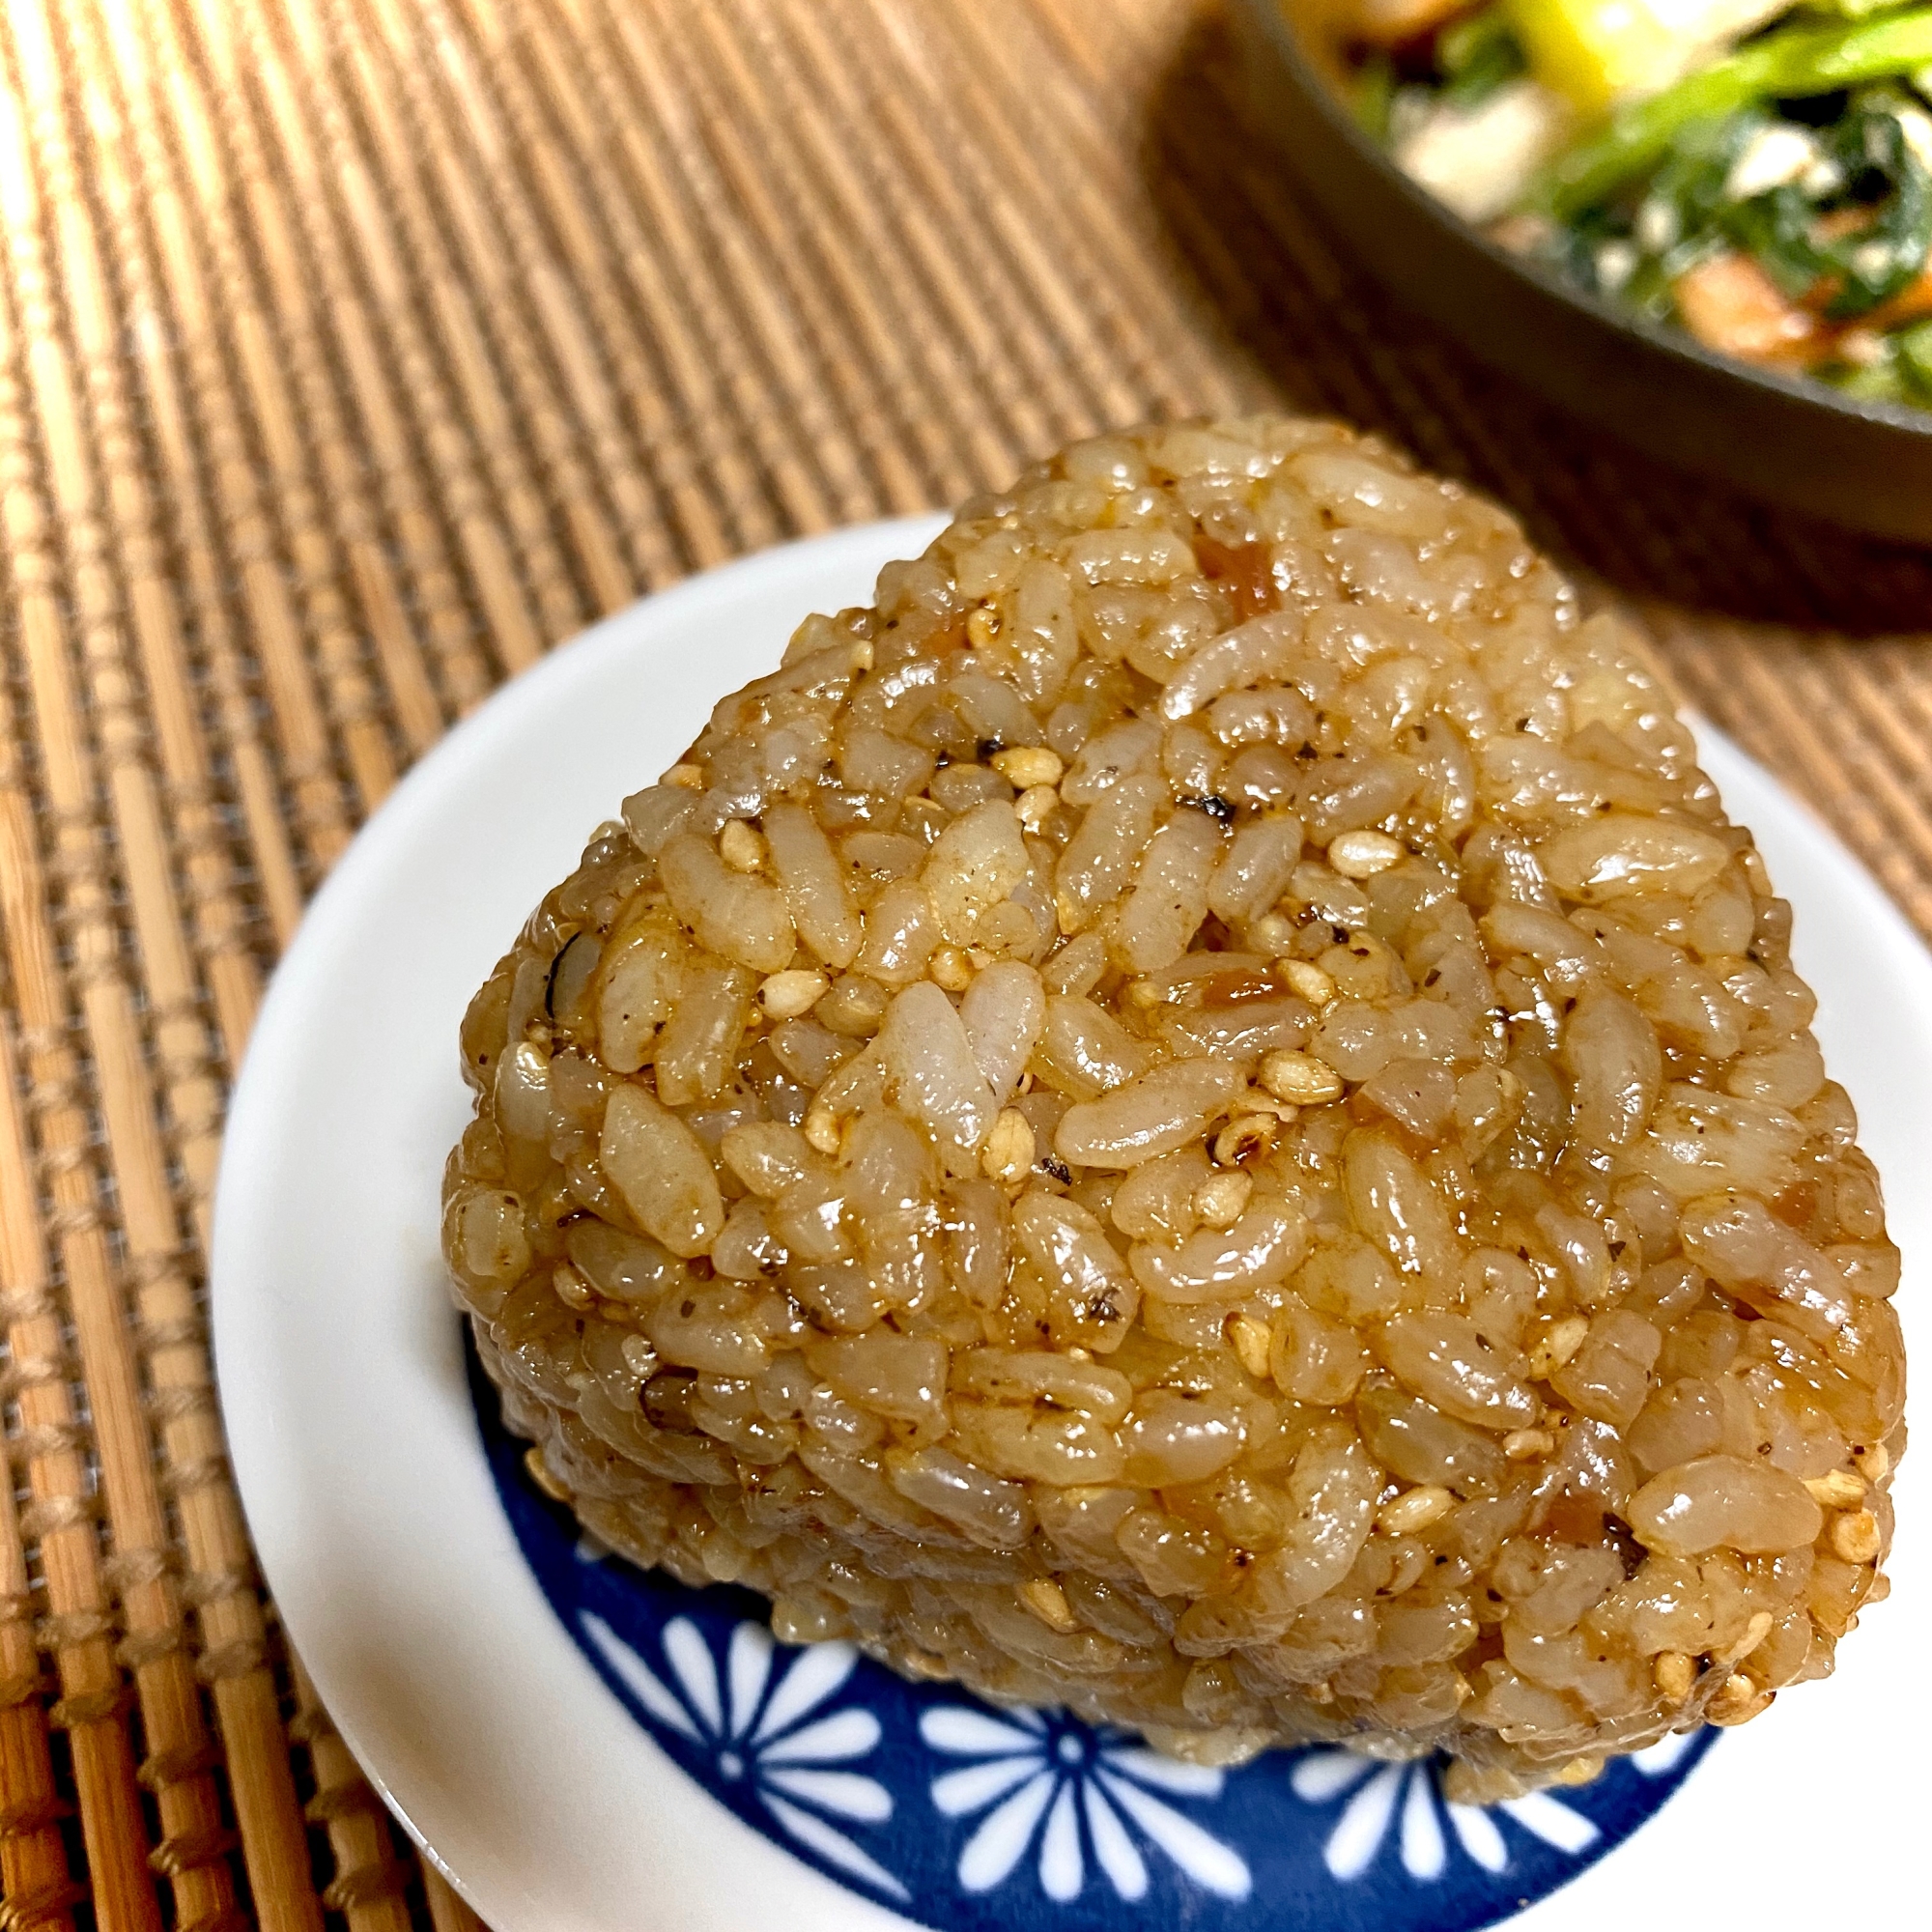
[443,416,1904,1795]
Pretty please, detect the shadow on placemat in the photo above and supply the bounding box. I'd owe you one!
[1140,13,1932,637]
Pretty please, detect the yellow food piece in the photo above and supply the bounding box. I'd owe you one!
[1506,0,1787,112]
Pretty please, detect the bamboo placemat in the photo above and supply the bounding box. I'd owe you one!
[0,1,1926,1926]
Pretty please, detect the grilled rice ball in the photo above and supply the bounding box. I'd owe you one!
[444,416,1903,1798]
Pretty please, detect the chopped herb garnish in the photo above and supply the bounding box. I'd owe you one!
[1355,51,1396,144]
[1439,8,1527,110]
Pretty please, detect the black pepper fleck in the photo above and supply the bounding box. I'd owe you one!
[1180,791,1236,824]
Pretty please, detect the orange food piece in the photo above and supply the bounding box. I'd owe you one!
[1865,269,1932,331]
[1331,0,1471,46]
[1813,208,1871,242]
[1674,251,1827,371]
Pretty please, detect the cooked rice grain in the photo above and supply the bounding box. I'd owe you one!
[444,417,1904,1796]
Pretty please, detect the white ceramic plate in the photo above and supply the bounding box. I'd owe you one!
[213,521,1924,1932]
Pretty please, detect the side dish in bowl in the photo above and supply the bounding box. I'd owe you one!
[442,418,1903,1804]
[1306,0,1932,405]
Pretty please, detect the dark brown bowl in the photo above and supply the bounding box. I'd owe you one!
[1231,0,1932,541]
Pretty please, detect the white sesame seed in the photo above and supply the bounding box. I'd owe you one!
[1830,1508,1882,1565]
[1249,912,1298,956]
[928,945,975,991]
[1276,959,1336,1007]
[1525,1314,1590,1379]
[1194,1167,1253,1229]
[966,606,1003,651]
[1654,1651,1695,1703]
[1707,1671,1773,1727]
[1327,829,1404,878]
[1378,1485,1455,1535]
[758,968,829,1020]
[980,1108,1036,1184]
[719,819,765,871]
[1804,1468,1866,1510]
[991,745,1064,789]
[1016,781,1059,833]
[1260,1048,1344,1105]
[1227,1313,1272,1379]
[1018,1577,1078,1633]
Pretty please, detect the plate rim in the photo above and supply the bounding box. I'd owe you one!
[212,519,1925,1932]
[213,517,949,1932]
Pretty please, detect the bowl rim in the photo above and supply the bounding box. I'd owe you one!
[1238,0,1932,442]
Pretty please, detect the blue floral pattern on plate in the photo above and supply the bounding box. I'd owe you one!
[472,1346,1713,1930]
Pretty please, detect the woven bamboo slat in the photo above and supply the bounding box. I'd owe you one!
[0,2,1927,1926]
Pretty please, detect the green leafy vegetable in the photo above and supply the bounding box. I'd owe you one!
[1541,7,1932,217]
[1725,182,1838,296]
[1893,314,1932,389]
[1355,50,1397,142]
[1817,94,1932,314]
[1824,351,1908,399]
[1439,8,1528,108]
[1801,0,1918,16]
